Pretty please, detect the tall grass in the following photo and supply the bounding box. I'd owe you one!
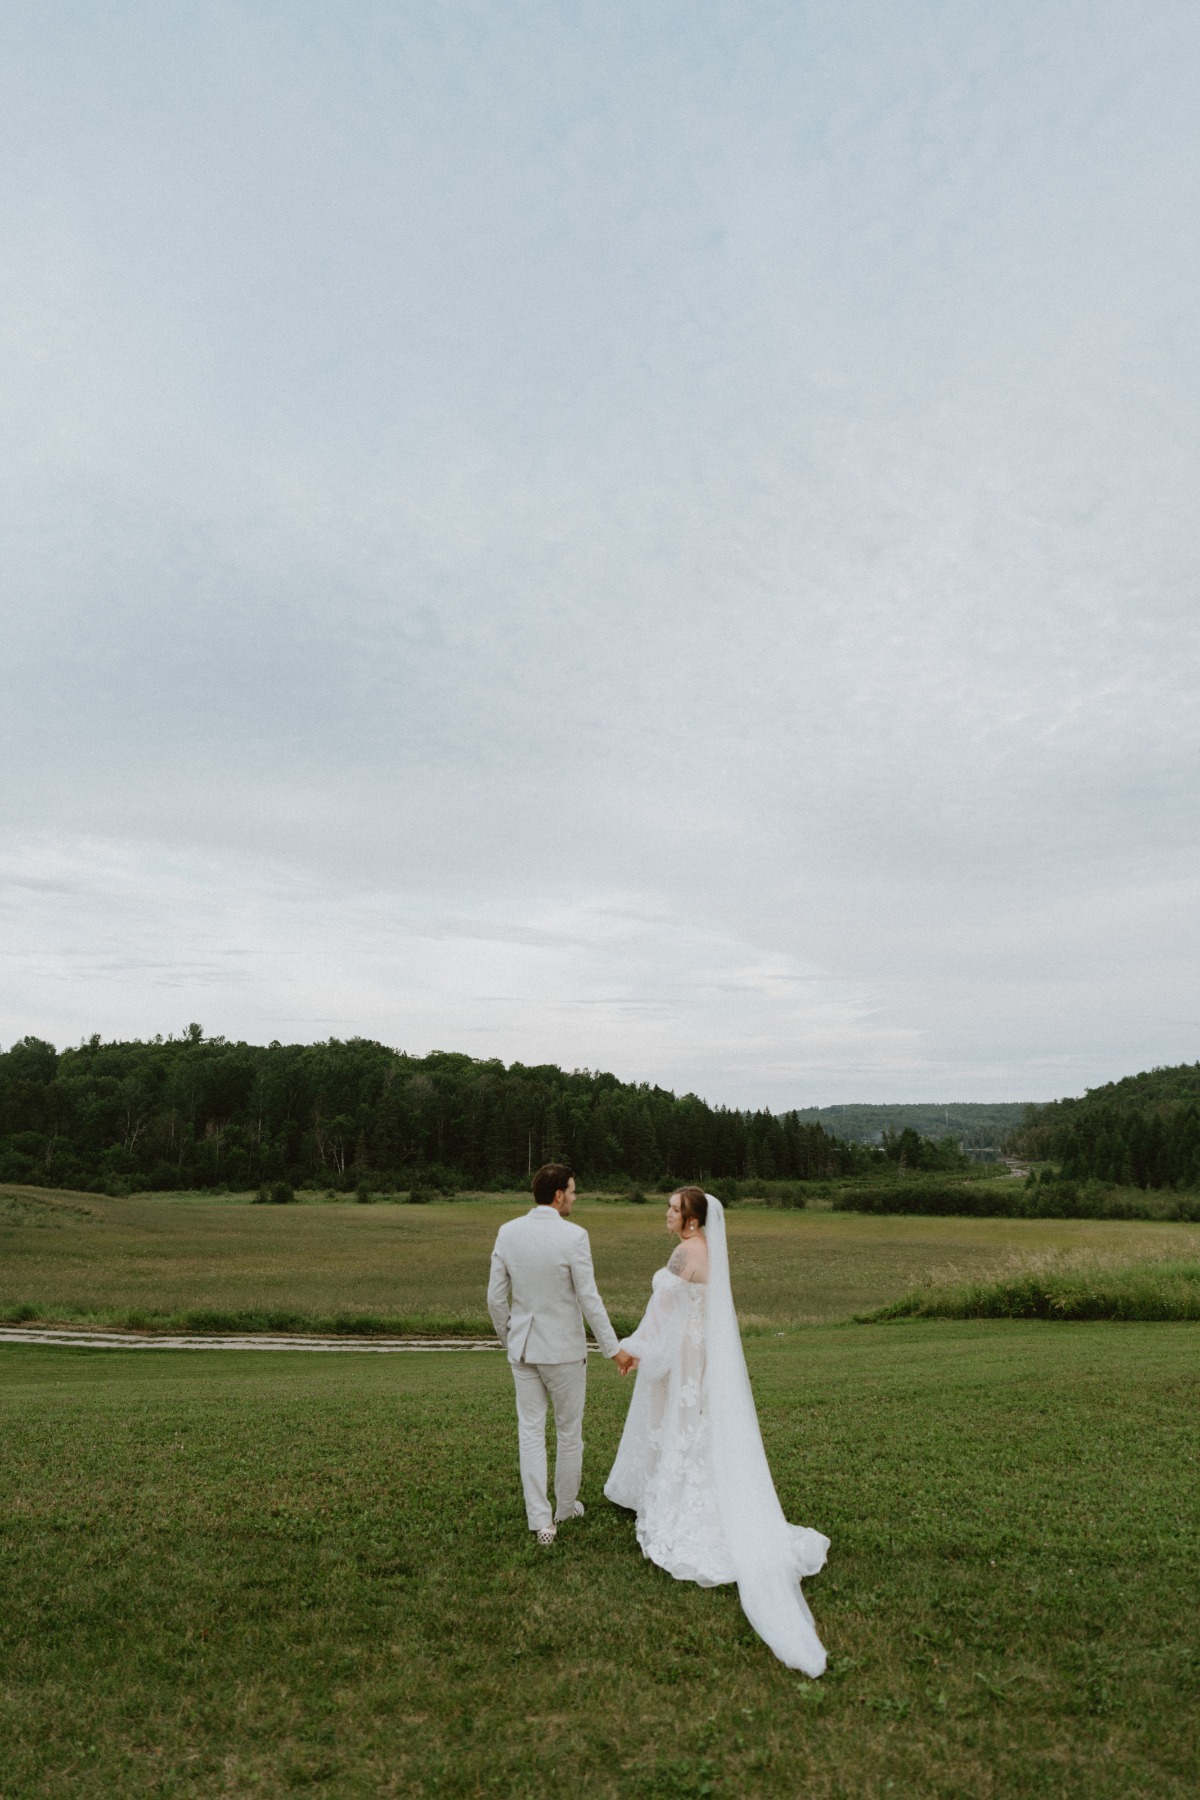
[862,1250,1200,1321]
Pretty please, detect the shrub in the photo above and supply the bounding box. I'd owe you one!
[354,1170,397,1197]
[254,1180,295,1206]
[836,1179,1022,1217]
[407,1184,435,1205]
[834,1174,1195,1223]
[627,1187,648,1205]
[707,1177,808,1208]
[755,1181,809,1208]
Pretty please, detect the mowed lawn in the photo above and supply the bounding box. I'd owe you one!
[1,1325,1197,1799]
[4,1186,1199,1330]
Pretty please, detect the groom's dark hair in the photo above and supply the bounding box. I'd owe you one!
[532,1162,574,1205]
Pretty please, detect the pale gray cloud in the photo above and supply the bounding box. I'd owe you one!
[2,2,1198,1105]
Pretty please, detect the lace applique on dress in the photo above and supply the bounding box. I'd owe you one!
[634,1279,732,1585]
[603,1258,734,1586]
[603,1198,829,1675]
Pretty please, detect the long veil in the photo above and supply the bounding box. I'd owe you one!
[703,1194,828,1675]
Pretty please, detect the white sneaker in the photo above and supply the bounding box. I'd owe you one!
[535,1525,557,1546]
[556,1502,585,1523]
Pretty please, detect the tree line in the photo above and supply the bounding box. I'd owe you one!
[1009,1062,1200,1191]
[0,1028,964,1197]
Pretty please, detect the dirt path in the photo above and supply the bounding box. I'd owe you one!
[0,1325,504,1353]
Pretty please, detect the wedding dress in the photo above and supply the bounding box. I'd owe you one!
[604,1194,828,1675]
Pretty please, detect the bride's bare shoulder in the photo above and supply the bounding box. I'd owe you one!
[668,1237,709,1282]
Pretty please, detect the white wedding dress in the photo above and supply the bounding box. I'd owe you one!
[604,1194,829,1675]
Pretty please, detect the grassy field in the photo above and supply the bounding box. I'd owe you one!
[2,1325,1197,1798]
[3,1186,1197,1794]
[4,1184,1199,1333]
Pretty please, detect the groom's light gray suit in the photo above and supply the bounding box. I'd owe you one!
[488,1205,620,1531]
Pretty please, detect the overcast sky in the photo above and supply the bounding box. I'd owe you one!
[2,2,1198,1107]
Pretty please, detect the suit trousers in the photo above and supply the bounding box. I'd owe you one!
[510,1358,588,1530]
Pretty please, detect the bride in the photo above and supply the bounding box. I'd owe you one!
[604,1187,829,1675]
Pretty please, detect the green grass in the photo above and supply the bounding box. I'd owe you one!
[5,1184,1200,1335]
[2,1327,1197,1797]
[863,1252,1200,1321]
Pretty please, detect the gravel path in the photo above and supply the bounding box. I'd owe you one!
[0,1325,504,1353]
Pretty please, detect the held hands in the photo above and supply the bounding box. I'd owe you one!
[614,1348,639,1376]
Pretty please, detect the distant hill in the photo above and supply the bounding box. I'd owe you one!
[1012,1063,1200,1189]
[791,1102,1029,1151]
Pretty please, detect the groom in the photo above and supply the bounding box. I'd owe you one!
[487,1163,632,1545]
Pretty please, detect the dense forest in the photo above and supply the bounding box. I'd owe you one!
[1010,1063,1200,1190]
[0,1029,963,1196]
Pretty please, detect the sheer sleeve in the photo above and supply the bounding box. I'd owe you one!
[619,1273,691,1381]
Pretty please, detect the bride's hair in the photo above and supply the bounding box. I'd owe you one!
[674,1186,708,1229]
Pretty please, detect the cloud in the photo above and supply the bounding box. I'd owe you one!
[1,2,1198,1103]
[0,834,911,1104]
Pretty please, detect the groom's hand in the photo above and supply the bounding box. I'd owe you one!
[614,1349,636,1375]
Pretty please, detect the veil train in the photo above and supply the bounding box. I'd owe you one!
[703,1194,828,1674]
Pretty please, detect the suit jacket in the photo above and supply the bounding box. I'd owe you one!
[487,1206,620,1364]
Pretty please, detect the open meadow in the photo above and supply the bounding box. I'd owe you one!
[1,1187,1198,1797]
[4,1184,1199,1333]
